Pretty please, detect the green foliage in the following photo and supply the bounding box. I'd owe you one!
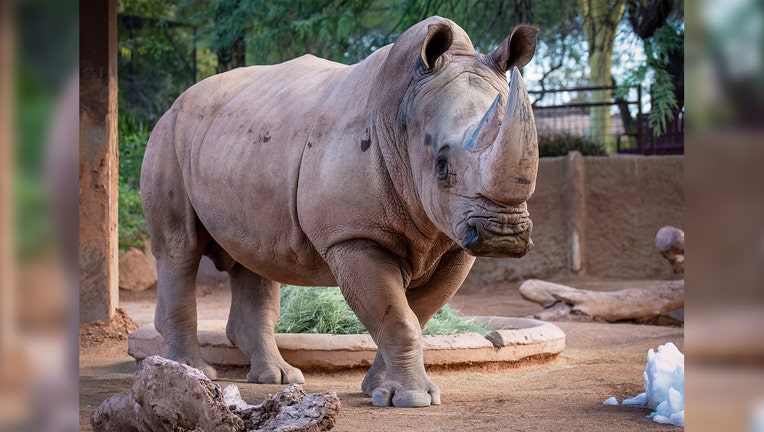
[274,286,490,336]
[14,172,54,259]
[119,118,150,188]
[422,304,492,337]
[14,74,55,259]
[275,286,368,335]
[118,182,149,250]
[647,63,679,135]
[175,0,381,66]
[118,0,197,129]
[618,18,683,136]
[538,133,607,157]
[118,115,151,249]
[643,24,681,135]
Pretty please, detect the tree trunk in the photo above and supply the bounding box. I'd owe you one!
[216,35,246,73]
[214,0,246,73]
[580,0,626,153]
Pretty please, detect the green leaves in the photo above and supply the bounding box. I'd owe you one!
[643,23,682,135]
[647,64,678,136]
[118,116,151,249]
[118,181,148,250]
[538,134,607,157]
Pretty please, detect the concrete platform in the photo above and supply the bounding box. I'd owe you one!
[127,317,565,370]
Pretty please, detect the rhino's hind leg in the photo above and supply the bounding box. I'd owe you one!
[142,108,217,379]
[226,264,305,384]
[154,255,218,380]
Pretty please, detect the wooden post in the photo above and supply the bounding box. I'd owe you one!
[79,0,119,323]
[0,0,16,353]
[563,151,587,273]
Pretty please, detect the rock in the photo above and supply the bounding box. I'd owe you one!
[118,246,157,291]
[91,356,243,432]
[91,356,341,432]
[655,226,684,274]
[224,383,341,432]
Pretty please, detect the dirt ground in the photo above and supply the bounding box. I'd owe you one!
[80,276,684,431]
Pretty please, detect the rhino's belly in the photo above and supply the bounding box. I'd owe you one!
[228,242,337,287]
[190,199,335,286]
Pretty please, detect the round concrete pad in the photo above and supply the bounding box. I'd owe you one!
[128,317,565,370]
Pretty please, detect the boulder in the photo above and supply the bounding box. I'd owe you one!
[91,356,340,432]
[118,245,157,292]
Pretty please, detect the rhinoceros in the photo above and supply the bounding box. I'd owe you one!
[141,16,539,407]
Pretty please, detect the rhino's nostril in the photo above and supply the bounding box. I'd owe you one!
[463,225,479,247]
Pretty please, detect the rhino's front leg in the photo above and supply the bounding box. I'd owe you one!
[361,249,475,398]
[326,242,437,407]
[226,264,305,384]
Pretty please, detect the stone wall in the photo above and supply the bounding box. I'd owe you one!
[466,153,684,284]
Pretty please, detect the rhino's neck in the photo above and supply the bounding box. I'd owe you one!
[372,117,442,244]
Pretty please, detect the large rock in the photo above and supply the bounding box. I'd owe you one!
[91,356,340,432]
[118,245,157,292]
[91,356,243,431]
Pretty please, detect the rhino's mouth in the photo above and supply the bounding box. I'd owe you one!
[459,204,534,258]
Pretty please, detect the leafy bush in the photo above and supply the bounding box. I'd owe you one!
[118,116,151,249]
[275,286,491,336]
[119,117,150,188]
[538,133,607,157]
[15,172,54,259]
[118,181,148,249]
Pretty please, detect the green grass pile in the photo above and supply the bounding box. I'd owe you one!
[274,285,490,336]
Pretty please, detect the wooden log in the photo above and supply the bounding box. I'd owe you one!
[519,279,684,323]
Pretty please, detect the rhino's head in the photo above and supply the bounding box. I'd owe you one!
[384,18,539,258]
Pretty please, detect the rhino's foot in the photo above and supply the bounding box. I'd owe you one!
[246,361,305,384]
[369,379,441,408]
[361,359,385,397]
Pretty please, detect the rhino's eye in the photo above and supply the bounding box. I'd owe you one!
[436,155,450,182]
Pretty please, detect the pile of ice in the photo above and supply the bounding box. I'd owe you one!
[604,342,685,427]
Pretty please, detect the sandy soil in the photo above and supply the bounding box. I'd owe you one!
[80,277,684,431]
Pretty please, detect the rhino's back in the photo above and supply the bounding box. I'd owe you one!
[162,56,350,285]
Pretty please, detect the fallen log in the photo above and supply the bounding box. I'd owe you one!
[91,356,340,432]
[519,279,684,323]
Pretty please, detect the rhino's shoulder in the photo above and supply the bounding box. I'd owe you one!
[286,53,348,73]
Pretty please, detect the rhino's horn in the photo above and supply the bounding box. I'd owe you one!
[479,67,538,205]
[464,93,502,151]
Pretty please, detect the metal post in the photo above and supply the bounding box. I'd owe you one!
[637,85,643,154]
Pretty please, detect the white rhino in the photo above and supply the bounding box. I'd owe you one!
[141,16,539,408]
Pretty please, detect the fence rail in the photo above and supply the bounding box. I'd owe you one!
[528,85,683,155]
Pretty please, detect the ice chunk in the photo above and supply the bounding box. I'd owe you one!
[750,401,764,432]
[622,392,647,406]
[602,397,619,406]
[623,342,684,426]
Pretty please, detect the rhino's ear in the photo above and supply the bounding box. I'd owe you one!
[489,25,539,71]
[420,23,453,69]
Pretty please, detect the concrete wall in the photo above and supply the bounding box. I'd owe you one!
[466,153,683,284]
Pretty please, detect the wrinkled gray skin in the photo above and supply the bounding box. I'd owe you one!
[141,16,539,408]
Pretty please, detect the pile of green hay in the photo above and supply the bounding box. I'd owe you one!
[275,286,490,336]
